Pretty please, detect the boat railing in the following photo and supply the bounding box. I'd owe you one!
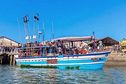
[17,40,111,57]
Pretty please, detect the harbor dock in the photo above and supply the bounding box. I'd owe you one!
[0,36,20,65]
[105,51,126,66]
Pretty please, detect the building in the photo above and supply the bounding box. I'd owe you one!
[120,38,126,53]
[97,37,119,46]
[0,36,20,47]
[89,37,119,51]
[0,36,21,65]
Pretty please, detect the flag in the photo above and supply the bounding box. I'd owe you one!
[38,31,42,34]
[23,16,29,23]
[34,13,39,21]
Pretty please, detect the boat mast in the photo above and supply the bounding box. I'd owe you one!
[42,20,45,42]
[92,32,97,51]
[17,17,22,43]
[23,15,29,43]
[37,15,43,43]
[93,32,95,41]
[33,13,39,43]
[51,20,54,40]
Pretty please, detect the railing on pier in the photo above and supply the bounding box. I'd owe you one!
[0,47,18,55]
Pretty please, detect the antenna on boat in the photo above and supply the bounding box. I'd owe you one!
[92,32,95,41]
[42,20,45,42]
[51,20,54,40]
[37,15,44,43]
[33,13,39,43]
[92,32,97,51]
[17,17,22,43]
[23,15,29,43]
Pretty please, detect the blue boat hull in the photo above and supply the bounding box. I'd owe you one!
[15,51,110,70]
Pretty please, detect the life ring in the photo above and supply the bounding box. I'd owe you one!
[91,58,98,62]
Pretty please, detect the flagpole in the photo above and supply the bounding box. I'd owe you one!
[33,18,37,43]
[42,20,45,42]
[92,32,97,51]
[23,16,29,43]
[17,17,21,43]
[51,20,54,40]
[33,14,39,43]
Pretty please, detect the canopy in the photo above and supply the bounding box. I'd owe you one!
[52,36,92,42]
[120,39,126,46]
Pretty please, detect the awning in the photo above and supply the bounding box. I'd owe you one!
[52,36,92,42]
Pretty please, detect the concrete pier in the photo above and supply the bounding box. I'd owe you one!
[105,51,126,66]
[0,53,17,65]
[0,36,20,65]
[9,55,15,65]
[0,47,18,65]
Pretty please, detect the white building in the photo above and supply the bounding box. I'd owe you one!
[0,36,20,47]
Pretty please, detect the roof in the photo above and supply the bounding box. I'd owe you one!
[0,36,20,44]
[97,37,119,46]
[52,36,92,42]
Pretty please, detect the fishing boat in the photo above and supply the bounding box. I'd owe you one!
[15,36,111,70]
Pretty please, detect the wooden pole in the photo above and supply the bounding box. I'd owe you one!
[0,57,2,64]
[10,55,12,65]
[13,55,15,65]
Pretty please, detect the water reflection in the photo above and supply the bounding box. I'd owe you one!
[0,65,126,84]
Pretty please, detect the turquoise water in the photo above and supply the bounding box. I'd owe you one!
[0,65,126,84]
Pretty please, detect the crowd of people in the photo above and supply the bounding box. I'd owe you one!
[0,40,122,57]
[20,40,106,56]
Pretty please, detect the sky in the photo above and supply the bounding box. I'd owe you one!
[0,0,126,43]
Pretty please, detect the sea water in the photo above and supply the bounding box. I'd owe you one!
[0,65,125,84]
